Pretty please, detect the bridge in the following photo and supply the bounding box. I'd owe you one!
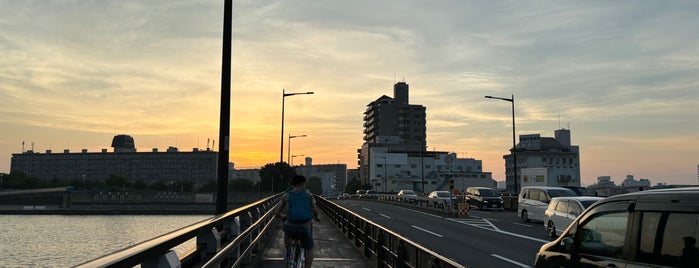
[76,194,546,268]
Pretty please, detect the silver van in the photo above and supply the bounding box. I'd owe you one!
[518,186,576,223]
[534,187,699,268]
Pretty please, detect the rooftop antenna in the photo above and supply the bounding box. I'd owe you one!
[22,141,25,153]
[558,114,561,129]
[207,138,210,150]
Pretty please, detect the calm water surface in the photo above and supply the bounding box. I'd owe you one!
[0,214,211,267]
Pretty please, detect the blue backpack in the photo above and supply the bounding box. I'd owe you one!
[287,190,312,224]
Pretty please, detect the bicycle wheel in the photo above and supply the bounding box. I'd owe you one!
[286,245,295,268]
[295,246,305,268]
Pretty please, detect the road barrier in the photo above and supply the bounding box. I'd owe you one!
[318,196,466,268]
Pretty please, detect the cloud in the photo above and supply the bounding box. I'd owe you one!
[1,1,698,185]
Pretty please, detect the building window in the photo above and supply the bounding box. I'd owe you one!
[395,165,401,168]
[411,165,417,168]
[425,165,431,169]
[377,164,383,168]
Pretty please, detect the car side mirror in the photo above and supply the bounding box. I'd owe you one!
[561,237,574,252]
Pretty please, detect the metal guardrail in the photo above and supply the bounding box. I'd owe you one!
[77,192,469,268]
[317,196,467,268]
[76,193,283,268]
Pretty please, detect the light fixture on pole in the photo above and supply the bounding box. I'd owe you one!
[288,134,307,164]
[485,94,518,193]
[291,154,304,166]
[278,89,313,192]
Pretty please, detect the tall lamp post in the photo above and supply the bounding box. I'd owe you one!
[278,89,313,192]
[419,138,425,193]
[485,94,518,193]
[280,89,314,163]
[288,134,307,164]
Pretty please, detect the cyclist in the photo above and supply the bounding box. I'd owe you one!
[276,175,320,267]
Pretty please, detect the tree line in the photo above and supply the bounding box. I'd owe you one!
[1,162,370,194]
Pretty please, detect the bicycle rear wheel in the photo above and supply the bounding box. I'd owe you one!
[286,245,295,268]
[295,246,305,268]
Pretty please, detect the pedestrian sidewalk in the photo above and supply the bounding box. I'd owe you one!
[254,213,373,268]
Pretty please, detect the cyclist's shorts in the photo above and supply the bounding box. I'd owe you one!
[283,224,313,250]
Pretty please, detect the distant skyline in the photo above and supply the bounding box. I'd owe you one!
[1,1,697,186]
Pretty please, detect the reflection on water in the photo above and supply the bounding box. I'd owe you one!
[0,214,210,267]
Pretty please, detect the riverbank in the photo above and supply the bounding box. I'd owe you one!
[0,203,247,215]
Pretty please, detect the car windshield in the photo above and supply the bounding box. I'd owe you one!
[580,200,599,209]
[479,189,499,197]
[548,189,577,198]
[436,192,450,197]
[402,190,415,195]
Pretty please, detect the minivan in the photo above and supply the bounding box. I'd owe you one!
[534,187,699,268]
[518,186,577,223]
[466,187,504,211]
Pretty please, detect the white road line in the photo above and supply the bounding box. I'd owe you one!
[380,214,392,219]
[490,254,529,268]
[446,218,549,243]
[362,207,371,211]
[394,206,443,218]
[411,225,444,237]
[513,223,532,227]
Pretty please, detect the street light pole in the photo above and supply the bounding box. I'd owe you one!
[280,89,314,163]
[215,0,232,214]
[485,94,518,193]
[278,89,313,192]
[421,139,425,193]
[288,134,307,164]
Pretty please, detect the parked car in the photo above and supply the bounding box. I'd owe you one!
[543,196,603,238]
[428,191,452,208]
[518,186,577,223]
[465,187,504,211]
[397,189,418,203]
[534,187,699,268]
[355,190,367,198]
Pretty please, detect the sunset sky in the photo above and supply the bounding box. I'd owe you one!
[1,1,697,186]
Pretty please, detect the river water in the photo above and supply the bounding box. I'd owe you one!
[0,214,211,267]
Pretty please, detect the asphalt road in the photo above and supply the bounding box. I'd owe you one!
[333,199,554,268]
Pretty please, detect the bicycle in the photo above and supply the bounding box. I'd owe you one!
[286,235,305,268]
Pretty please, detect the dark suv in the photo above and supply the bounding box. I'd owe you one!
[534,187,699,268]
[466,187,503,211]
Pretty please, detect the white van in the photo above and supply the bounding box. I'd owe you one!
[518,186,576,223]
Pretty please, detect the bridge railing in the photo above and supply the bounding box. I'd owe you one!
[318,196,466,268]
[76,193,283,268]
[352,193,462,214]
